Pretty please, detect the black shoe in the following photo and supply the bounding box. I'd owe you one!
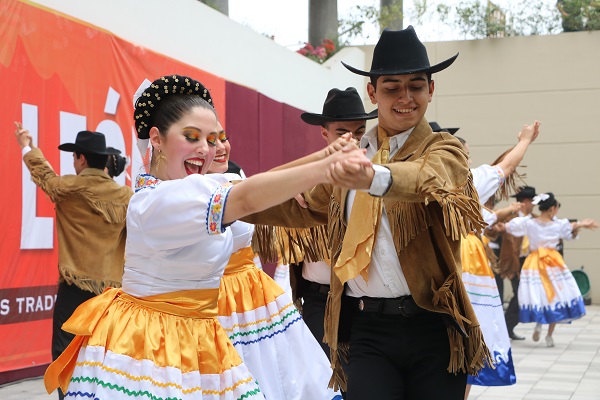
[509,331,525,340]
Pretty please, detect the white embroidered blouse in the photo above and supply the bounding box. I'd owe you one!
[122,174,233,297]
[505,217,575,251]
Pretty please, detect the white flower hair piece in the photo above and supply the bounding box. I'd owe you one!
[532,193,550,205]
[133,78,152,110]
[133,79,153,157]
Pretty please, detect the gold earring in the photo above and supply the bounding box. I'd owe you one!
[155,149,167,172]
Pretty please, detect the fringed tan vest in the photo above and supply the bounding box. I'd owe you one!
[323,120,493,391]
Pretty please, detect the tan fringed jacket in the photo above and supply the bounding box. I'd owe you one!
[242,119,492,390]
[23,148,133,294]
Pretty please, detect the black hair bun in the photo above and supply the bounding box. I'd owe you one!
[134,74,213,139]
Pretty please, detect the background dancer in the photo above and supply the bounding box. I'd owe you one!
[14,124,132,400]
[504,192,598,347]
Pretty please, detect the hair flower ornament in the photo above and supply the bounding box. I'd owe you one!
[532,193,550,205]
[133,79,153,156]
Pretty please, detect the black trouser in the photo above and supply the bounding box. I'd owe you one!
[301,279,348,398]
[52,281,96,399]
[302,287,331,359]
[346,300,467,400]
[494,271,504,302]
[505,256,526,334]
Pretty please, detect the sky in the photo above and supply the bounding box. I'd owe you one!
[228,0,560,49]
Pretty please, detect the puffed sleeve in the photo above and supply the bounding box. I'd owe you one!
[471,164,505,205]
[505,216,529,237]
[132,175,233,250]
[482,208,497,227]
[557,218,575,240]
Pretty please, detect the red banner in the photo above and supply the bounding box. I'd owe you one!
[0,0,227,375]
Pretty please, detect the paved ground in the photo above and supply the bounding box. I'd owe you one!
[2,306,599,400]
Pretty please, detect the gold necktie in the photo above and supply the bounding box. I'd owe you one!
[333,133,390,284]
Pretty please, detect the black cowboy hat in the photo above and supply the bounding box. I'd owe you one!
[429,121,460,135]
[511,186,537,200]
[58,131,120,155]
[301,87,378,125]
[342,25,459,77]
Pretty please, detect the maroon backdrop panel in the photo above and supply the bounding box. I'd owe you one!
[258,95,284,172]
[223,83,327,277]
[282,105,323,163]
[224,82,260,176]
[225,81,324,174]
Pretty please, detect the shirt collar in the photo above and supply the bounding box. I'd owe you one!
[361,126,415,155]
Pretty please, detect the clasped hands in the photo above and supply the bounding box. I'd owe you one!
[322,133,374,190]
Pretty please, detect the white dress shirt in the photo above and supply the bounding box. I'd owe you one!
[345,127,415,298]
[302,260,331,285]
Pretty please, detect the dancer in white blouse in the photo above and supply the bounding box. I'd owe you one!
[455,121,539,397]
[208,121,341,400]
[44,74,369,400]
[504,192,598,347]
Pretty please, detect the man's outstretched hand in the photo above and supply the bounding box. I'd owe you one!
[14,121,33,149]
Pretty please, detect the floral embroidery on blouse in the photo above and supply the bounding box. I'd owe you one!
[135,174,161,193]
[207,184,233,235]
[492,165,505,187]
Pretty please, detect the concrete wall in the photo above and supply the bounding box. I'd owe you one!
[426,32,600,303]
[35,0,600,301]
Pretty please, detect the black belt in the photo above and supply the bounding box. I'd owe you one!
[355,295,426,317]
[304,281,330,295]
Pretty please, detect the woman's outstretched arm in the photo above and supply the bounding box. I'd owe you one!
[223,147,370,224]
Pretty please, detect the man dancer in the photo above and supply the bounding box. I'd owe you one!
[291,87,377,358]
[502,185,537,340]
[14,124,132,399]
[243,26,491,400]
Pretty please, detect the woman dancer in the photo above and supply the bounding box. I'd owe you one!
[44,74,369,399]
[208,121,341,399]
[457,121,540,397]
[505,192,598,347]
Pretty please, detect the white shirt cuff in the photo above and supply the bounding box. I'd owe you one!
[22,146,32,156]
[367,164,392,196]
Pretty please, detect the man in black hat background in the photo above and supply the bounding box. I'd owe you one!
[288,87,377,361]
[241,26,490,399]
[301,87,378,144]
[429,121,460,135]
[14,123,132,400]
[501,185,537,341]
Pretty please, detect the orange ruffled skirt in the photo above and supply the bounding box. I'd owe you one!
[44,287,264,399]
[461,234,516,386]
[218,247,340,400]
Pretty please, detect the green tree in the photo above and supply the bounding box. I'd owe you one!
[424,0,562,39]
[341,0,598,41]
[557,0,600,32]
[338,2,405,45]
